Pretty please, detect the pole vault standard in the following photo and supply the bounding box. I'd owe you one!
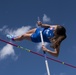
[40,31,51,75]
[0,38,76,68]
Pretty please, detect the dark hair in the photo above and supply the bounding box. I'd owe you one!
[50,25,67,48]
[55,25,66,35]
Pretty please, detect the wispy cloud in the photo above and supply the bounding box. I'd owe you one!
[0,26,7,32]
[5,26,31,36]
[43,14,51,23]
[0,44,17,60]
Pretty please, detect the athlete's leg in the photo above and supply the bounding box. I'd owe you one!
[13,28,36,41]
[26,28,36,34]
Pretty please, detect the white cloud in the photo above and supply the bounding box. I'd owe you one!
[43,14,51,23]
[5,26,31,36]
[0,26,7,32]
[0,44,17,60]
[37,43,42,50]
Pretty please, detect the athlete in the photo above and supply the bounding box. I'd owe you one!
[7,21,67,57]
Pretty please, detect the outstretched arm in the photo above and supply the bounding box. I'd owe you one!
[37,21,58,28]
[37,21,51,28]
[42,45,60,57]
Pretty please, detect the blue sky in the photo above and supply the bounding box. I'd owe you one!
[0,0,76,75]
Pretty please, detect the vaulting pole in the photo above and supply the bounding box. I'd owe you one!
[37,17,51,75]
[40,31,51,75]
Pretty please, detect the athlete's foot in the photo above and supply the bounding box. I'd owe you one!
[6,35,15,41]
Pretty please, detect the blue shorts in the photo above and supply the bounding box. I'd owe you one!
[31,28,43,43]
[31,28,54,43]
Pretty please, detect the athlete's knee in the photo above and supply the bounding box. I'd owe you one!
[18,35,25,41]
[21,34,26,39]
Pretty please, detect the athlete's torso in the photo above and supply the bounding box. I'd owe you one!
[31,27,54,43]
[42,27,54,42]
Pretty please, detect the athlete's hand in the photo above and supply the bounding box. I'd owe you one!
[42,45,48,52]
[37,21,42,26]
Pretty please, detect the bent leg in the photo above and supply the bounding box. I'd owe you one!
[13,28,36,41]
[26,28,36,34]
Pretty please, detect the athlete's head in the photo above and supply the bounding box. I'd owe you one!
[51,25,67,49]
[55,25,66,36]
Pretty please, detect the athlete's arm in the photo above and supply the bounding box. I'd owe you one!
[42,45,60,57]
[41,24,51,28]
[37,21,58,28]
[37,21,51,28]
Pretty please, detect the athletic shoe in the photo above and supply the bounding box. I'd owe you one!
[6,35,14,40]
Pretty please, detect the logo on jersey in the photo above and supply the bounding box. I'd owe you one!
[50,27,54,30]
